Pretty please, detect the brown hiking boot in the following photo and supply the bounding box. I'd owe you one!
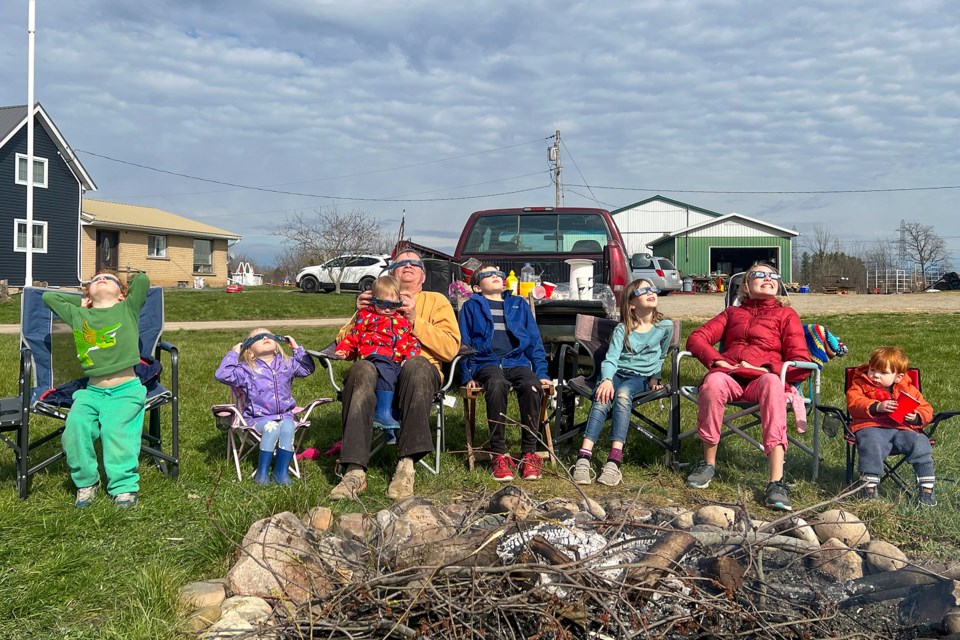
[386,457,415,500]
[329,466,366,500]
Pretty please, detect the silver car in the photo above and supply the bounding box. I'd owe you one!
[629,254,682,295]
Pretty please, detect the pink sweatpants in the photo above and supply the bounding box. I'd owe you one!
[697,371,788,455]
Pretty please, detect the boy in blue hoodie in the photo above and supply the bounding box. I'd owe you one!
[459,264,552,481]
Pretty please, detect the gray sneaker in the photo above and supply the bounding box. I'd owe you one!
[686,462,716,489]
[596,462,623,487]
[75,482,100,508]
[572,458,592,485]
[114,492,139,508]
[764,480,792,511]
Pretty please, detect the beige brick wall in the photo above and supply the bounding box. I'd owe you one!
[81,227,231,287]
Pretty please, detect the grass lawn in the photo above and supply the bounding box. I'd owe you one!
[0,286,358,324]
[1,314,960,638]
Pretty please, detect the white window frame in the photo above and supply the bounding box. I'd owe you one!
[148,234,168,258]
[15,153,48,188]
[14,218,48,253]
[193,238,213,274]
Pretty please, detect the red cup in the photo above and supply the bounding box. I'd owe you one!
[888,392,920,424]
[541,282,556,298]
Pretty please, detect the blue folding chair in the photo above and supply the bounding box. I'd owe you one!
[2,285,179,499]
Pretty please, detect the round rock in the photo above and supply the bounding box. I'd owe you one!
[812,509,871,547]
[694,505,737,529]
[863,539,908,573]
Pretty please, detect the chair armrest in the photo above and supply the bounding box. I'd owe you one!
[440,355,463,393]
[556,342,582,387]
[155,341,179,393]
[295,397,334,423]
[305,347,344,395]
[780,360,818,382]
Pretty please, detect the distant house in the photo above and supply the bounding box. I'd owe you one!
[0,103,97,287]
[612,195,799,280]
[81,199,241,287]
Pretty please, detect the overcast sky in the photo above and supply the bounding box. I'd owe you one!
[2,0,958,268]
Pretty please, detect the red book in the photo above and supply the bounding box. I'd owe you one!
[888,392,920,424]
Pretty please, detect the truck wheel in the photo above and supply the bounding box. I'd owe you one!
[300,275,320,293]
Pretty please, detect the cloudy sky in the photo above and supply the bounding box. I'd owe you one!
[1,0,958,267]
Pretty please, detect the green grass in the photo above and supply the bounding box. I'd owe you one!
[0,287,359,324]
[1,315,960,638]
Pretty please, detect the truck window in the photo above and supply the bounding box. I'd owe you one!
[462,212,610,254]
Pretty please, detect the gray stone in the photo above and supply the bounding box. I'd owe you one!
[812,509,870,547]
[333,512,370,542]
[864,540,909,573]
[580,497,606,520]
[384,502,457,568]
[488,486,536,519]
[374,508,398,533]
[179,580,226,609]
[227,511,327,603]
[538,497,580,514]
[305,507,333,531]
[221,595,272,624]
[184,604,222,633]
[694,505,737,529]
[806,538,863,582]
[605,498,652,523]
[944,606,960,634]
[202,609,256,639]
[775,516,819,546]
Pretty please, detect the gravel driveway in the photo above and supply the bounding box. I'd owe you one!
[658,291,960,321]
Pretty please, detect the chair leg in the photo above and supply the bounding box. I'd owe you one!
[539,394,556,468]
[465,398,477,472]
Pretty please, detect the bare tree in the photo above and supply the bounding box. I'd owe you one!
[275,207,385,293]
[901,222,950,289]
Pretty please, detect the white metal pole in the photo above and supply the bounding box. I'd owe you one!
[25,0,36,287]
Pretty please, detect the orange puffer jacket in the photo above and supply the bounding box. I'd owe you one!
[846,364,933,434]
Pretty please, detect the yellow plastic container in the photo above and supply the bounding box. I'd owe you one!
[505,270,518,295]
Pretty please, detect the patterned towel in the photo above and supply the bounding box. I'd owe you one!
[804,324,848,368]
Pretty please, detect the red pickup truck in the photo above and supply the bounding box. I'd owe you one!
[452,206,631,353]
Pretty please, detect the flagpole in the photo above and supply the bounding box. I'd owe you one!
[25,0,36,287]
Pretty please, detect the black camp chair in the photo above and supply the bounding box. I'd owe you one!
[2,285,178,499]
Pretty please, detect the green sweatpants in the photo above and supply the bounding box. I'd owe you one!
[62,377,146,496]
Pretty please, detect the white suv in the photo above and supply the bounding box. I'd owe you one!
[296,254,390,293]
[630,254,682,295]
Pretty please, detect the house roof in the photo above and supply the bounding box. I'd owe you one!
[610,195,723,218]
[82,199,242,241]
[0,103,97,191]
[648,212,800,245]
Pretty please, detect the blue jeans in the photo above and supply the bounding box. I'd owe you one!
[582,372,651,445]
[255,416,297,452]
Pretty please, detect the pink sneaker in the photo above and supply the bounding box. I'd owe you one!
[491,454,516,482]
[521,452,543,481]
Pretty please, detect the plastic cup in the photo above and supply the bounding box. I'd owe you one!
[888,392,920,424]
[531,285,547,299]
[541,282,556,298]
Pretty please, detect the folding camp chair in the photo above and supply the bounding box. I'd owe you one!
[676,272,822,479]
[3,285,179,499]
[554,314,683,469]
[817,367,960,493]
[211,387,331,481]
[307,343,470,475]
[460,382,556,471]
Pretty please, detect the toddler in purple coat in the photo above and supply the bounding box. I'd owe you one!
[215,327,315,484]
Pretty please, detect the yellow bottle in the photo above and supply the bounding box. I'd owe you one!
[505,270,518,295]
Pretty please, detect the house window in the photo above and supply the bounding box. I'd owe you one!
[193,238,213,273]
[15,154,48,188]
[148,234,167,258]
[14,218,48,253]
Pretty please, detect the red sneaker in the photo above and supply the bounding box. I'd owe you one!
[491,454,515,482]
[521,452,543,481]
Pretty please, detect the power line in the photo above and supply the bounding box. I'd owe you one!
[568,183,960,195]
[559,139,602,208]
[76,149,551,203]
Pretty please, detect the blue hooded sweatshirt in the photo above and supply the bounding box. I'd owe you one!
[458,292,548,383]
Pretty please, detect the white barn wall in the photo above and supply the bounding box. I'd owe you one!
[613,200,717,255]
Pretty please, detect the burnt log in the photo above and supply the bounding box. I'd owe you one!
[625,530,698,589]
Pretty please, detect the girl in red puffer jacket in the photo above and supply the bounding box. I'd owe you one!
[685,262,811,512]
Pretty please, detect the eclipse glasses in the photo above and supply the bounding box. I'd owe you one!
[630,286,661,297]
[746,271,782,281]
[371,297,403,309]
[475,270,505,281]
[386,259,424,271]
[241,333,287,350]
[90,274,121,286]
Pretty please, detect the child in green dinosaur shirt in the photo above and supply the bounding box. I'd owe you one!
[42,272,149,508]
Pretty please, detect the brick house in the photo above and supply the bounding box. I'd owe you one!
[81,199,241,287]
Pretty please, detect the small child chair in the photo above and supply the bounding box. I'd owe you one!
[212,387,332,481]
[817,367,960,492]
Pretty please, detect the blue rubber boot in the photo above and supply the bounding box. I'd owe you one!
[271,448,295,486]
[374,390,401,429]
[254,449,273,485]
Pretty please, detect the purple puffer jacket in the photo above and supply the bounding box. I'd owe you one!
[215,346,315,422]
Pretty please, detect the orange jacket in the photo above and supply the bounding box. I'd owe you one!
[846,364,933,434]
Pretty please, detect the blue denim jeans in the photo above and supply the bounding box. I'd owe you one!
[582,372,651,445]
[855,426,934,482]
[255,416,297,452]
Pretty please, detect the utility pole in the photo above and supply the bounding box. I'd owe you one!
[25,0,36,287]
[548,130,562,207]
